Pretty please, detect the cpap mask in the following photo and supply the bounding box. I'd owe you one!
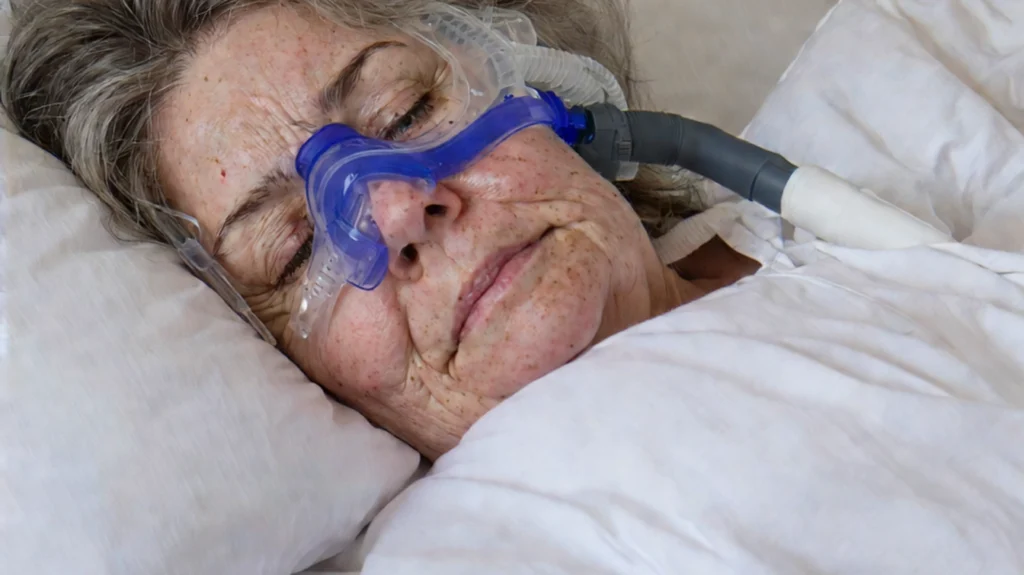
[159,2,629,346]
[165,2,951,346]
[289,3,604,339]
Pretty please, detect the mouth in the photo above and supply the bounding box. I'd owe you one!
[453,228,552,343]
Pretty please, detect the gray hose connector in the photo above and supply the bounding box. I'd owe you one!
[575,104,797,214]
[573,103,633,182]
[624,110,797,213]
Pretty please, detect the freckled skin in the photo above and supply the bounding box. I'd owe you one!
[156,5,704,459]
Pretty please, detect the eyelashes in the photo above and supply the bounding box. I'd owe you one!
[378,62,449,141]
[380,90,436,141]
[276,233,312,289]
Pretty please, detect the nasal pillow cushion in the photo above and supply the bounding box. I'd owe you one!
[0,3,420,574]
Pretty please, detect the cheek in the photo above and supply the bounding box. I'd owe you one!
[445,129,653,398]
[462,127,601,202]
[453,228,612,398]
[303,286,411,398]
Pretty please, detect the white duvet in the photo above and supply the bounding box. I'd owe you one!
[351,1,1024,573]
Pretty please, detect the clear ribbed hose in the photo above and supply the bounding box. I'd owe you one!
[513,44,629,110]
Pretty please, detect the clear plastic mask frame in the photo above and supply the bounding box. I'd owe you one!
[289,3,583,340]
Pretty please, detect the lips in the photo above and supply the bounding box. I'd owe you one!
[452,232,547,342]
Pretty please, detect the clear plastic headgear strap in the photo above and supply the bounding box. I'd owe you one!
[475,6,629,110]
[475,6,636,180]
[141,200,277,346]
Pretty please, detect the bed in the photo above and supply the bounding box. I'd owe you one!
[347,1,1024,573]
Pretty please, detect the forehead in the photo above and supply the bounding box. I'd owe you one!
[155,4,383,243]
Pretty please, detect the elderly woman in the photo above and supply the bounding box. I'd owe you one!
[2,0,759,458]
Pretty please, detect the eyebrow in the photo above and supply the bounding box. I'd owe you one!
[214,41,405,257]
[316,40,406,117]
[214,167,292,257]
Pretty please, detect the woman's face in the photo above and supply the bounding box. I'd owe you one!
[157,4,693,458]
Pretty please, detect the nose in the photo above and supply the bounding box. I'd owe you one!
[369,178,463,281]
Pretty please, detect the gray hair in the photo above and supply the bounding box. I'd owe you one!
[1,0,699,247]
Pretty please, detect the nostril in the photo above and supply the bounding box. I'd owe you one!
[400,245,419,264]
[425,204,447,217]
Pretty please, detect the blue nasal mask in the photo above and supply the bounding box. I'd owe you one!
[289,3,588,339]
[293,91,582,338]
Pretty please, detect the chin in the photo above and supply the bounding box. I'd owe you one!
[460,338,595,402]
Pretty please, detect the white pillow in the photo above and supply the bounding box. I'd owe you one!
[0,4,420,574]
[741,0,1024,251]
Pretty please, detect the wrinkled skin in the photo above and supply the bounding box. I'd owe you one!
[156,4,703,458]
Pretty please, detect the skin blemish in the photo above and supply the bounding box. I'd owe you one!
[220,168,227,181]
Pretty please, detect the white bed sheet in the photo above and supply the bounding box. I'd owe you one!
[353,1,1024,573]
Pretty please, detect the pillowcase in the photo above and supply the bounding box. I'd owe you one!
[740,0,1024,251]
[0,4,420,574]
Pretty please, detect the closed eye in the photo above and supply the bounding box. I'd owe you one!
[381,91,435,141]
[277,234,313,288]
